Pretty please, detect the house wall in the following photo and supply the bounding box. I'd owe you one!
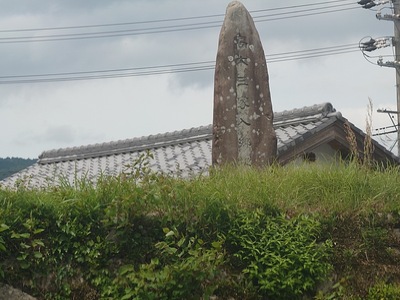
[289,143,339,166]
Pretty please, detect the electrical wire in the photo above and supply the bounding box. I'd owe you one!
[267,44,358,59]
[0,43,361,84]
[255,6,359,23]
[267,49,360,63]
[0,1,362,84]
[0,43,360,81]
[0,60,216,79]
[253,2,356,20]
[0,3,356,42]
[251,0,354,13]
[0,2,359,43]
[359,36,394,66]
[0,0,355,33]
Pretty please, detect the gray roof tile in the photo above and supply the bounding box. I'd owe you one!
[1,102,395,189]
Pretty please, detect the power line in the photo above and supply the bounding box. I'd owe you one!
[0,60,216,79]
[255,6,360,23]
[267,49,359,63]
[253,1,357,20]
[0,43,360,84]
[251,0,354,13]
[0,0,355,33]
[267,43,358,57]
[0,3,359,43]
[0,21,222,42]
[0,24,219,43]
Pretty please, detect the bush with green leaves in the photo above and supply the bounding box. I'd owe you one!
[366,281,400,299]
[2,158,400,299]
[109,228,225,300]
[226,209,333,299]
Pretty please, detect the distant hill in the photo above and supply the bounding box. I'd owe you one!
[0,157,37,180]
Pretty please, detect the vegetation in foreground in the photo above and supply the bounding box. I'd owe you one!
[1,156,400,299]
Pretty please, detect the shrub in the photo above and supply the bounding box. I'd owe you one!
[109,228,225,299]
[226,209,333,299]
[367,281,400,299]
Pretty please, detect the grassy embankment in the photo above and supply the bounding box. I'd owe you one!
[1,156,400,299]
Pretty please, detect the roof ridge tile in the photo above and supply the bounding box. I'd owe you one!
[38,125,213,164]
[274,102,334,122]
[37,103,336,164]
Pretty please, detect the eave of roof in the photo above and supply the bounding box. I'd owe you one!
[38,126,213,164]
[38,102,340,165]
[2,102,398,189]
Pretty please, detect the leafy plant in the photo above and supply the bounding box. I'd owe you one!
[226,209,333,299]
[112,228,225,300]
[0,223,8,252]
[366,281,400,299]
[0,223,9,278]
[1,160,400,299]
[315,277,350,300]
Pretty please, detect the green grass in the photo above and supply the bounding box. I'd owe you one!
[1,160,400,299]
[170,162,400,216]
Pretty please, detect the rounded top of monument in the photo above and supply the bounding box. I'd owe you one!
[227,1,245,9]
[225,1,251,20]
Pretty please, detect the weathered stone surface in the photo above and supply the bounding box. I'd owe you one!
[212,1,277,167]
[0,284,36,300]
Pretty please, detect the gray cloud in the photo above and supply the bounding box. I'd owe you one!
[0,0,398,157]
[36,126,76,144]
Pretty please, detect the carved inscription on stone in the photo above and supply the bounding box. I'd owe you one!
[233,33,251,164]
[212,1,277,167]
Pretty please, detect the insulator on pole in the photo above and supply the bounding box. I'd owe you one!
[363,38,376,46]
[363,2,377,9]
[363,45,377,51]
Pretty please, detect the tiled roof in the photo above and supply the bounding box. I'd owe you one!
[274,102,339,153]
[0,102,394,189]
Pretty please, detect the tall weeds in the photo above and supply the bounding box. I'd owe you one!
[1,160,400,299]
[364,98,374,168]
[344,99,375,168]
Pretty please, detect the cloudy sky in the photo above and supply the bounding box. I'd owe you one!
[0,0,398,158]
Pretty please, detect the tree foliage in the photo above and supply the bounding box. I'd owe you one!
[0,157,36,180]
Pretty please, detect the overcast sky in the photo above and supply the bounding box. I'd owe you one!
[0,0,398,158]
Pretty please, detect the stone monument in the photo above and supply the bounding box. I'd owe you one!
[212,1,277,167]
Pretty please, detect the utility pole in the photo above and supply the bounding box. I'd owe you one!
[393,0,400,154]
[359,0,400,154]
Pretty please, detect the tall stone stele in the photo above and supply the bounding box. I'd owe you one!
[212,1,277,167]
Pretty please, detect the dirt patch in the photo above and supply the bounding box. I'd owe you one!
[0,284,36,300]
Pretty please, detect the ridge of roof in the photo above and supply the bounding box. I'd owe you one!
[38,102,338,165]
[274,102,340,127]
[38,125,213,164]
